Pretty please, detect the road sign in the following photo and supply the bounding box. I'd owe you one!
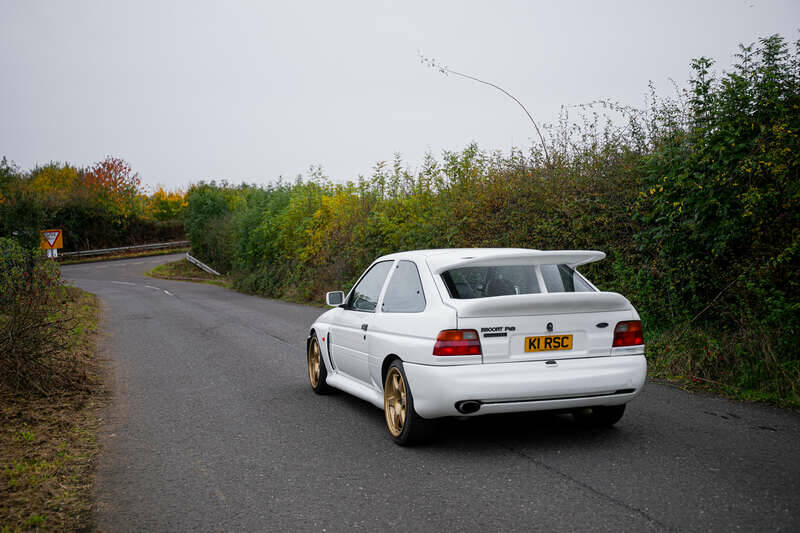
[40,229,64,255]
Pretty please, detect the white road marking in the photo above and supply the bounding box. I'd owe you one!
[112,281,136,286]
[97,265,109,268]
[145,285,161,290]
[131,261,144,265]
[163,290,173,296]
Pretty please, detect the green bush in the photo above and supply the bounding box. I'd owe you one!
[0,239,79,394]
[182,34,799,406]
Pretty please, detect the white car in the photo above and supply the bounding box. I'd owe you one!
[306,248,646,445]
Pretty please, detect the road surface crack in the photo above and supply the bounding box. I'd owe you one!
[503,444,675,532]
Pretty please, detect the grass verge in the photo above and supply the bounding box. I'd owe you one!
[147,259,231,288]
[58,247,189,265]
[648,373,798,411]
[0,288,105,532]
[645,325,800,411]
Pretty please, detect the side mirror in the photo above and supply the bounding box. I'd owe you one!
[326,291,345,307]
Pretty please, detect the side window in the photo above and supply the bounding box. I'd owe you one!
[540,264,594,293]
[382,261,426,313]
[345,261,393,312]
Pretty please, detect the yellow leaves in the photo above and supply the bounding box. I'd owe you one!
[26,164,81,207]
[145,185,186,221]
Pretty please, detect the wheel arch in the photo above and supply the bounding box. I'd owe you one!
[307,328,317,353]
[309,327,336,371]
[381,354,402,389]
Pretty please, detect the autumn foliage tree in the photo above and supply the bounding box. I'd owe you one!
[146,186,187,222]
[84,156,143,221]
[0,156,185,250]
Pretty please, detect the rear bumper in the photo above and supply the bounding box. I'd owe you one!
[403,355,647,419]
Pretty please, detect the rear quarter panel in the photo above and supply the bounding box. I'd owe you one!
[367,257,463,389]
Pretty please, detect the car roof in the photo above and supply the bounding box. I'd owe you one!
[376,248,606,272]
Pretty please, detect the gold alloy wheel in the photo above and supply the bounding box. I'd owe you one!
[308,339,321,388]
[384,367,407,437]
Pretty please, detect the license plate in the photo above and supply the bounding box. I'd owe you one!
[524,334,573,352]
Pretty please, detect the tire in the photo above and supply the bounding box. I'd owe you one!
[307,335,332,394]
[383,360,435,446]
[573,404,626,428]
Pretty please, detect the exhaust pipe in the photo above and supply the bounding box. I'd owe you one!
[455,400,481,414]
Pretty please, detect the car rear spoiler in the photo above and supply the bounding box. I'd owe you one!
[427,250,606,274]
[451,291,631,317]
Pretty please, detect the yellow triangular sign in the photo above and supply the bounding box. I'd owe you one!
[43,231,60,246]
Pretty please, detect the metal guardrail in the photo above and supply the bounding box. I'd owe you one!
[185,252,221,276]
[61,240,190,258]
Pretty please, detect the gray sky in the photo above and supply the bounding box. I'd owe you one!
[1,0,798,191]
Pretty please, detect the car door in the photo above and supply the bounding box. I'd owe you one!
[329,260,393,384]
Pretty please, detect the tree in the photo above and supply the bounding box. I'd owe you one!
[83,156,143,221]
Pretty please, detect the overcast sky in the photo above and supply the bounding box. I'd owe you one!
[1,0,798,190]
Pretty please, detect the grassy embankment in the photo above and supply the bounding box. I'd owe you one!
[147,258,231,288]
[0,288,105,532]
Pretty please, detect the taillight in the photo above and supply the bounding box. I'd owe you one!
[613,321,643,347]
[433,329,482,356]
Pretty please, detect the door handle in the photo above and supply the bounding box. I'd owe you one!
[361,323,368,331]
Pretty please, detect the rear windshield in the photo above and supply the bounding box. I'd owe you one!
[442,264,593,299]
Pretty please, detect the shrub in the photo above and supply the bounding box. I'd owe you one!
[0,238,80,394]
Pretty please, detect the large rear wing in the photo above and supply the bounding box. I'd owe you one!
[426,250,606,274]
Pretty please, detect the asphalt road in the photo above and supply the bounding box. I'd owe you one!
[62,254,800,532]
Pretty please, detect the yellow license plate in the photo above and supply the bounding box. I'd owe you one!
[524,335,573,352]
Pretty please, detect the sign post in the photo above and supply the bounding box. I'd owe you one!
[40,229,64,258]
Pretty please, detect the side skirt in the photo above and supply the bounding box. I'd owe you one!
[326,373,384,410]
